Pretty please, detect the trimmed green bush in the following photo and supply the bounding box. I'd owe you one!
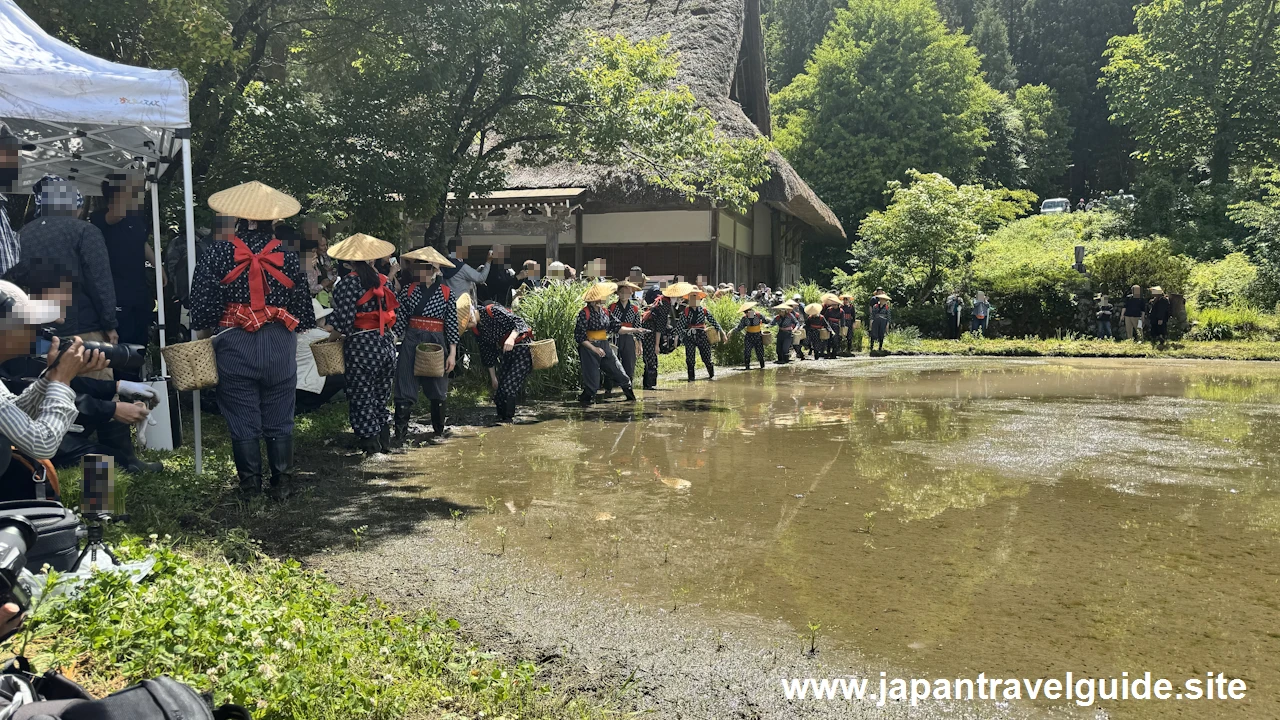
[1188,253,1258,309]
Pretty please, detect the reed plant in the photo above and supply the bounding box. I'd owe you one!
[512,280,593,397]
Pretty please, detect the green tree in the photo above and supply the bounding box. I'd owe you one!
[763,0,844,91]
[1102,0,1280,188]
[773,0,993,237]
[1228,166,1280,261]
[976,92,1026,189]
[971,0,1017,92]
[1012,84,1071,199]
[841,170,1033,304]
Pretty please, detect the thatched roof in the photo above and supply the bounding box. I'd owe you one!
[503,0,845,238]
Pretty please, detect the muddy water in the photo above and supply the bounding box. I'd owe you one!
[403,358,1280,718]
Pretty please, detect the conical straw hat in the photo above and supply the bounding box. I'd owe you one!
[207,181,300,221]
[770,304,790,312]
[457,292,474,333]
[739,301,758,313]
[662,281,697,298]
[617,280,642,291]
[327,233,395,262]
[821,292,840,305]
[804,303,822,317]
[401,245,455,268]
[583,281,617,303]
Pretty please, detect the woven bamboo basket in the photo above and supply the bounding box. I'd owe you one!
[161,337,218,391]
[414,342,445,377]
[819,328,831,341]
[529,339,558,370]
[705,326,721,343]
[311,338,345,376]
[763,330,773,343]
[840,325,849,338]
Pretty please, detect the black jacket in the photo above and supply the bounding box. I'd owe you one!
[19,216,118,335]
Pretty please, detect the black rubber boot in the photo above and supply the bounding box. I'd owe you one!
[378,424,392,454]
[357,435,381,456]
[503,397,518,423]
[687,365,696,382]
[430,400,448,437]
[232,439,263,498]
[578,390,594,406]
[707,364,715,380]
[264,436,295,501]
[394,403,412,447]
[623,385,636,402]
[101,420,164,473]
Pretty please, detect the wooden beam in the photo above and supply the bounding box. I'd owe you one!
[709,208,720,285]
[574,208,584,271]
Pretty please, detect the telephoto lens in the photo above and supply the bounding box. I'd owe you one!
[0,517,36,612]
[80,341,146,371]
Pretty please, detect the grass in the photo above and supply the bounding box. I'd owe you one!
[12,402,615,720]
[886,335,1280,361]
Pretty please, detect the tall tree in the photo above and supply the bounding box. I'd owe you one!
[1103,0,1280,188]
[971,0,1017,92]
[763,0,844,91]
[1013,83,1071,199]
[773,0,992,230]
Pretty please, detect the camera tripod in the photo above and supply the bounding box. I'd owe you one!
[71,513,129,572]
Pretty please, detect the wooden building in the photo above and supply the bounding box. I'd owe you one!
[446,0,844,287]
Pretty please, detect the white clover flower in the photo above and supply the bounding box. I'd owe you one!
[256,700,268,710]
[256,663,276,681]
[252,637,265,649]
[290,619,305,635]
[149,534,158,540]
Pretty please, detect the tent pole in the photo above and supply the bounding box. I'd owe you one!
[150,180,167,373]
[181,136,202,475]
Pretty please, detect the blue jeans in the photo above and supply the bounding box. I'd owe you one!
[1097,320,1112,338]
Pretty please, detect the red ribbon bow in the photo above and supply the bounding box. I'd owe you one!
[355,276,400,335]
[223,237,294,311]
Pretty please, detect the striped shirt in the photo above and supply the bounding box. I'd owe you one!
[0,196,17,275]
[0,378,79,459]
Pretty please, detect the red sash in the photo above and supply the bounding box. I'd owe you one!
[222,237,293,310]
[352,274,399,335]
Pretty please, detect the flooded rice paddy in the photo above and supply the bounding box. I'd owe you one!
[402,358,1280,718]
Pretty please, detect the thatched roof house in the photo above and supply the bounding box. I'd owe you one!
[453,0,844,287]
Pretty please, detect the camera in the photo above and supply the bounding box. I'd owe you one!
[39,329,145,371]
[0,517,35,612]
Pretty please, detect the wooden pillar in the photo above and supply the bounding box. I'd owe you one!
[709,208,720,285]
[545,229,559,269]
[574,208,584,271]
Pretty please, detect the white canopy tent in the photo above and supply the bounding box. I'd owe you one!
[0,0,205,472]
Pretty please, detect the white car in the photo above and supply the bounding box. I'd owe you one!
[1040,198,1070,214]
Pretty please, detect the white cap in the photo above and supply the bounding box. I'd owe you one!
[0,280,62,326]
[312,298,332,321]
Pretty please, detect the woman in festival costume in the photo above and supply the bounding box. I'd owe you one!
[770,303,799,364]
[473,299,534,423]
[803,303,834,357]
[787,301,807,360]
[869,292,892,352]
[575,281,644,405]
[391,245,458,445]
[603,280,644,396]
[732,301,769,370]
[328,234,400,456]
[669,282,723,381]
[639,285,672,389]
[820,293,843,358]
[840,294,858,353]
[190,182,315,500]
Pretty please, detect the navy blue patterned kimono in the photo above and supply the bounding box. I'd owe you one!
[639,294,672,387]
[474,302,533,419]
[393,279,459,403]
[675,303,723,378]
[331,272,397,439]
[608,299,643,382]
[575,304,630,395]
[735,312,769,367]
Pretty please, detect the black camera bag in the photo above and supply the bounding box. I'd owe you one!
[0,501,82,573]
[7,675,249,720]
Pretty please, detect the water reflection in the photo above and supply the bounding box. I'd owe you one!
[395,358,1280,719]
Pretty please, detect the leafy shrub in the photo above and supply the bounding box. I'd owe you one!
[779,280,824,306]
[1087,238,1192,299]
[849,326,866,352]
[892,304,949,337]
[19,541,589,720]
[513,281,592,397]
[884,325,922,349]
[1187,252,1258,308]
[1244,262,1280,311]
[1187,306,1266,341]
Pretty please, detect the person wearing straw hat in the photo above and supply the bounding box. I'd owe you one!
[639,282,674,390]
[1147,286,1170,343]
[604,280,644,396]
[328,233,399,456]
[473,299,535,423]
[784,300,807,360]
[769,303,799,364]
[671,283,723,381]
[391,245,458,443]
[803,303,834,359]
[869,292,892,352]
[190,181,315,500]
[820,293,843,358]
[840,294,858,353]
[575,281,641,405]
[731,301,769,370]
